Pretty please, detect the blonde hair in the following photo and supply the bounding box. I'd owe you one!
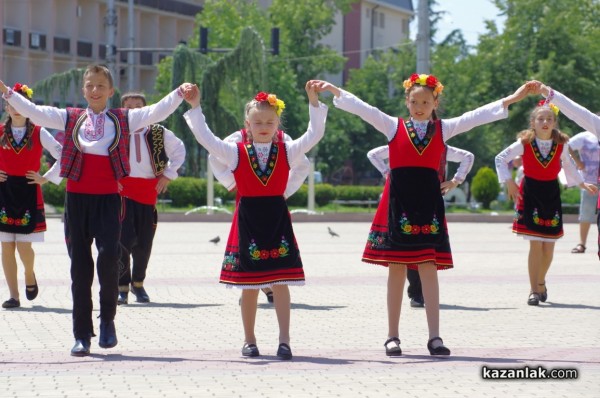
[243,100,281,143]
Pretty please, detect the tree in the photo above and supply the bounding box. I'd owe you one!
[471,166,500,209]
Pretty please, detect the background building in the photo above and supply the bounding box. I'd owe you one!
[1,0,411,104]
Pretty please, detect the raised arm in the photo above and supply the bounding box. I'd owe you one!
[0,80,67,130]
[313,80,397,140]
[128,84,193,131]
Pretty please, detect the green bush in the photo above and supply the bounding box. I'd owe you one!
[334,185,382,201]
[42,180,66,207]
[286,185,308,207]
[560,186,580,204]
[471,166,500,209]
[315,184,336,206]
[167,177,205,207]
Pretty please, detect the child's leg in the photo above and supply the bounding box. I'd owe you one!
[387,264,407,338]
[528,241,543,293]
[538,241,555,288]
[240,289,260,344]
[418,262,440,339]
[15,242,35,286]
[271,284,291,344]
[1,242,19,299]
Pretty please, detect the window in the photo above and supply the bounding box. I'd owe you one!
[30,33,46,50]
[3,28,21,46]
[140,51,153,65]
[380,12,385,28]
[99,44,107,59]
[54,37,70,54]
[77,41,93,57]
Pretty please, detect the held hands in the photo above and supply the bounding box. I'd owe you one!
[440,179,459,195]
[506,179,522,204]
[0,80,8,95]
[183,84,201,108]
[311,80,341,97]
[155,175,171,194]
[26,171,47,185]
[0,170,7,182]
[580,182,598,195]
[526,80,551,97]
[305,80,320,107]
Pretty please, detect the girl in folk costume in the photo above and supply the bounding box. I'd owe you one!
[184,81,327,360]
[0,83,62,309]
[495,101,597,306]
[314,75,529,356]
[367,144,475,309]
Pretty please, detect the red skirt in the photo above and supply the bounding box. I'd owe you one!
[220,196,305,288]
[362,169,453,270]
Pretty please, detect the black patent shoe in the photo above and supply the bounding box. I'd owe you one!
[410,297,425,308]
[384,337,402,356]
[131,285,150,303]
[25,274,38,301]
[98,320,118,349]
[241,343,260,357]
[427,337,451,356]
[117,291,128,305]
[2,298,20,309]
[70,339,91,357]
[527,293,540,306]
[262,288,274,303]
[539,283,547,303]
[276,343,293,360]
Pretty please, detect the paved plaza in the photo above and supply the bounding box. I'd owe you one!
[1,217,599,397]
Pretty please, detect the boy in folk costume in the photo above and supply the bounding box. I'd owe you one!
[117,93,186,305]
[0,65,194,356]
[0,83,63,309]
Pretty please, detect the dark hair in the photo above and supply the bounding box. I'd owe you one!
[1,90,35,149]
[121,92,147,107]
[83,64,114,88]
[518,106,568,144]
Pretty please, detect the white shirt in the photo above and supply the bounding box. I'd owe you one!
[332,89,508,142]
[4,88,184,157]
[495,139,583,186]
[567,131,599,184]
[366,144,474,183]
[184,102,328,189]
[129,126,186,180]
[209,131,311,197]
[548,90,600,140]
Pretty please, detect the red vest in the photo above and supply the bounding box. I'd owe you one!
[522,140,563,181]
[389,118,445,171]
[60,107,130,181]
[233,141,289,197]
[0,125,43,175]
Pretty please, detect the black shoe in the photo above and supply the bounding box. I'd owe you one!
[117,291,128,305]
[410,297,425,308]
[527,293,540,306]
[131,285,150,303]
[262,288,274,304]
[276,343,293,360]
[25,274,38,301]
[70,339,91,357]
[384,337,402,356]
[539,283,548,303]
[2,298,20,309]
[98,320,118,349]
[241,343,260,357]
[427,337,451,356]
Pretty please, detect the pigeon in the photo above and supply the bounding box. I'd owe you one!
[209,236,220,245]
[327,227,340,237]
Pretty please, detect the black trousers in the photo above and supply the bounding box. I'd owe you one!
[65,192,122,340]
[118,198,157,287]
[406,268,423,299]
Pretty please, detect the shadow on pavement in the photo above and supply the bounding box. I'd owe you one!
[541,302,600,310]
[440,304,515,311]
[122,303,223,309]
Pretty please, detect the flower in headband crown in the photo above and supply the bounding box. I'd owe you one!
[13,83,34,99]
[403,73,444,96]
[254,91,285,116]
[537,99,559,116]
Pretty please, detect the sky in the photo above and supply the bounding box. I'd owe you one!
[411,0,506,47]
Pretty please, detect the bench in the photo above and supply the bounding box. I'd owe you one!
[331,199,379,212]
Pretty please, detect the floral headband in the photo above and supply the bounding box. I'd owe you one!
[537,99,559,116]
[254,91,286,116]
[13,82,34,99]
[403,73,444,97]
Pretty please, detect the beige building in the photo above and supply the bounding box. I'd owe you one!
[1,0,202,105]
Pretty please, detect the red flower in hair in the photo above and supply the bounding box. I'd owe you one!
[409,73,420,82]
[255,92,269,102]
[538,99,546,107]
[426,75,438,87]
[13,83,23,92]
